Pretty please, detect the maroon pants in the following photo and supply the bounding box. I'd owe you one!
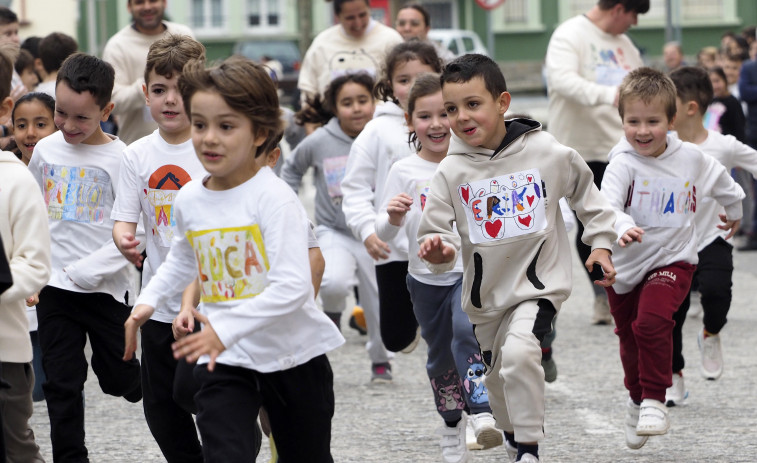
[607,262,695,403]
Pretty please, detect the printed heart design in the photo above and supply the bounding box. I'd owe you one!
[517,214,532,227]
[459,185,470,205]
[527,175,533,183]
[484,220,502,238]
[527,195,535,206]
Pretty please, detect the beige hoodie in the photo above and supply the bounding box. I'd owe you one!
[418,119,616,324]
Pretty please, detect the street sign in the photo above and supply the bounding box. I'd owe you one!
[475,0,506,10]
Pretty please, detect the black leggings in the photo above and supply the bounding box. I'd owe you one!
[375,261,418,352]
[575,161,607,292]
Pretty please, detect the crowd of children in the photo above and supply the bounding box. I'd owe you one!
[1,2,756,462]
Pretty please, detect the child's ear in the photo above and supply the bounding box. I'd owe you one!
[687,100,699,116]
[143,83,150,105]
[405,112,414,133]
[497,91,511,116]
[0,96,13,121]
[267,147,281,168]
[100,102,115,122]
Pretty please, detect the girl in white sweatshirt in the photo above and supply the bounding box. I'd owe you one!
[341,39,442,353]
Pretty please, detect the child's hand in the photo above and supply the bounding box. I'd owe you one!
[717,214,741,240]
[387,193,413,226]
[117,232,143,268]
[585,248,616,287]
[364,233,391,260]
[123,304,155,361]
[172,309,225,372]
[26,293,39,307]
[618,226,644,247]
[418,235,455,264]
[172,307,195,340]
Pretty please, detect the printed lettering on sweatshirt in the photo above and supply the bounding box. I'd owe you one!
[626,176,695,228]
[42,163,110,223]
[187,225,269,303]
[458,168,546,244]
[146,164,193,247]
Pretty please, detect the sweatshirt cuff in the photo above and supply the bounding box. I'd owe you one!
[358,223,376,243]
[63,263,100,290]
[723,201,743,222]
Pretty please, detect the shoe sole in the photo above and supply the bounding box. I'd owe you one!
[626,435,649,450]
[636,423,670,436]
[475,428,504,450]
[370,377,392,384]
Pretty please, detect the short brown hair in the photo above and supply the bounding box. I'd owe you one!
[179,56,282,158]
[144,34,205,85]
[669,66,713,116]
[618,67,677,121]
[0,43,15,100]
[39,32,78,74]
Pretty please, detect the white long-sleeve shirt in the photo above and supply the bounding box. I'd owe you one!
[545,14,644,162]
[341,102,414,263]
[375,154,462,285]
[602,134,744,294]
[28,131,138,303]
[136,167,344,372]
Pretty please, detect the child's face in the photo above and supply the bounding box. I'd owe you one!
[54,81,112,145]
[190,90,267,190]
[335,81,374,137]
[622,96,674,158]
[709,72,728,98]
[19,67,39,91]
[392,59,436,110]
[13,99,56,164]
[442,76,510,151]
[144,70,190,142]
[723,59,741,85]
[407,90,449,157]
[0,22,19,45]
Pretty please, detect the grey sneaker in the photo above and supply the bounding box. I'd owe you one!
[370,362,392,383]
[592,294,613,325]
[541,356,557,383]
[698,329,723,380]
[665,371,688,406]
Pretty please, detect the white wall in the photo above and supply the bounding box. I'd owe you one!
[12,0,78,42]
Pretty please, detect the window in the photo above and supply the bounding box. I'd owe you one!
[418,0,456,29]
[492,0,544,33]
[246,0,284,31]
[557,0,738,27]
[191,0,226,33]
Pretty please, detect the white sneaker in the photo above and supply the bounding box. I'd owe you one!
[624,398,649,449]
[464,415,483,450]
[468,411,503,449]
[591,294,613,325]
[665,371,689,406]
[401,326,422,354]
[687,291,702,318]
[438,416,471,463]
[516,453,539,463]
[698,329,723,380]
[636,398,670,436]
[504,439,517,462]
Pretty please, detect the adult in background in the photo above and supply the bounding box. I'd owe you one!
[102,0,192,144]
[545,0,648,326]
[663,41,686,71]
[297,0,402,104]
[394,3,455,61]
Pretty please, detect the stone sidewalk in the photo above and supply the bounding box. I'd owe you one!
[28,231,757,462]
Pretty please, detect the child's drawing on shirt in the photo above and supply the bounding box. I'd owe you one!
[458,168,547,244]
[593,46,632,86]
[625,177,695,228]
[42,163,110,223]
[322,156,349,205]
[187,225,269,303]
[146,164,193,247]
[415,178,431,211]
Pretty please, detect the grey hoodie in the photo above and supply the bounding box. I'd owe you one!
[281,117,354,233]
[417,119,616,323]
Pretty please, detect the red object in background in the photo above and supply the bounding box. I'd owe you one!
[475,0,506,10]
[371,0,391,25]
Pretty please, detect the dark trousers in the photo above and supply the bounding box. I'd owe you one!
[36,286,141,463]
[672,238,734,373]
[140,320,202,463]
[194,354,334,463]
[607,262,695,403]
[575,161,607,294]
[375,261,418,352]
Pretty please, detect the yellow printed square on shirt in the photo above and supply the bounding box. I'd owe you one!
[187,225,269,303]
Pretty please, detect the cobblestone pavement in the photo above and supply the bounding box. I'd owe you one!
[28,233,757,462]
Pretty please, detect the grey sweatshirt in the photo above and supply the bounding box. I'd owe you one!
[281,117,353,233]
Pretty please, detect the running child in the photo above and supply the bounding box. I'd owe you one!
[376,72,502,462]
[418,54,617,463]
[27,53,142,462]
[665,66,757,405]
[341,39,442,354]
[124,55,344,462]
[111,34,206,462]
[601,67,744,449]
